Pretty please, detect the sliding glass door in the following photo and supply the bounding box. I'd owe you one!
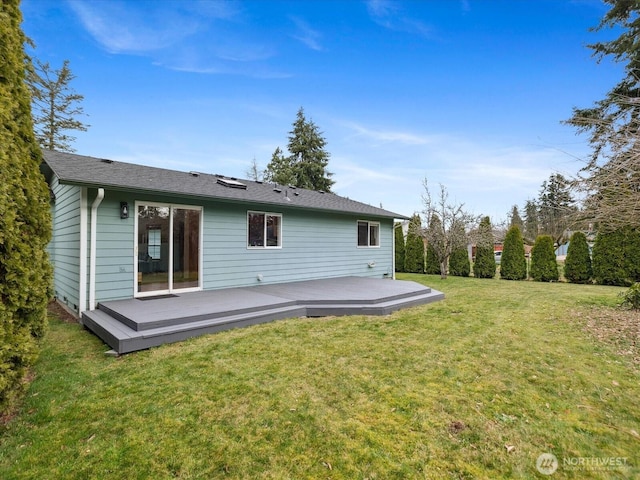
[136,203,201,295]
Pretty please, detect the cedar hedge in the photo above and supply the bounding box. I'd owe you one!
[0,0,53,415]
[564,231,592,284]
[530,235,559,282]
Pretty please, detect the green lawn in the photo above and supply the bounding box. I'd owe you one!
[1,275,638,479]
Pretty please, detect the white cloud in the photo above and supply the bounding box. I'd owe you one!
[68,1,202,53]
[325,115,583,220]
[290,16,324,51]
[341,121,437,146]
[67,0,284,77]
[365,0,434,38]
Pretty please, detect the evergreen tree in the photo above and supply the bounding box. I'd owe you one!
[473,216,496,279]
[264,147,293,186]
[564,2,640,230]
[425,242,440,275]
[592,229,627,286]
[623,227,640,283]
[500,225,527,280]
[27,58,88,152]
[404,214,424,274]
[394,222,405,273]
[592,227,640,286]
[449,246,470,277]
[508,205,524,231]
[564,231,593,284]
[564,0,640,165]
[537,174,576,246]
[265,108,334,191]
[0,0,53,414]
[529,235,559,282]
[523,199,539,244]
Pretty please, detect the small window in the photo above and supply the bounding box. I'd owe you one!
[357,221,380,247]
[148,227,162,259]
[248,212,282,248]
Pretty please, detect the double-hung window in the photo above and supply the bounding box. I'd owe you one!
[357,220,380,247]
[248,212,282,248]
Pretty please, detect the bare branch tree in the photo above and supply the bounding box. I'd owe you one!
[421,179,478,279]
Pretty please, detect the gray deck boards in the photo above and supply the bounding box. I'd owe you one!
[81,276,444,354]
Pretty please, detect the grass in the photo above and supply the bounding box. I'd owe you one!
[1,274,638,479]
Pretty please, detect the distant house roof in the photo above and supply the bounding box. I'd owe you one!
[41,150,407,219]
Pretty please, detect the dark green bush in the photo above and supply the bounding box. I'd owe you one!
[530,235,559,282]
[619,283,640,310]
[592,227,640,286]
[500,225,527,280]
[449,247,470,277]
[425,243,440,275]
[473,216,496,279]
[404,214,424,273]
[473,246,496,278]
[0,0,53,415]
[564,231,592,284]
[394,222,405,273]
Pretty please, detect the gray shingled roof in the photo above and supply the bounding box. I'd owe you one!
[42,150,407,219]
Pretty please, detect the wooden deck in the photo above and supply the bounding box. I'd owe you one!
[81,277,444,354]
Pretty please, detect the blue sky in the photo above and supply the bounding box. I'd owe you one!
[21,0,620,221]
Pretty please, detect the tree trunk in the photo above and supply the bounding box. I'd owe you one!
[440,260,448,280]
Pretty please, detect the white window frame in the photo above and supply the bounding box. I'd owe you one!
[357,220,380,248]
[247,211,283,249]
[134,201,203,297]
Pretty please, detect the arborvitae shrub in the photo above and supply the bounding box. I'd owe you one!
[473,216,496,278]
[0,0,53,415]
[500,225,527,280]
[425,243,440,274]
[623,227,640,283]
[530,235,559,282]
[473,246,496,278]
[449,247,470,277]
[564,231,592,284]
[404,214,424,273]
[593,227,640,286]
[394,222,405,273]
[593,230,627,286]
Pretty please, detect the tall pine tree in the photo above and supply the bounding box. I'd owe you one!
[265,107,334,191]
[0,0,53,414]
[27,58,89,152]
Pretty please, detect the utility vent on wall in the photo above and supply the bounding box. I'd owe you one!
[217,177,247,189]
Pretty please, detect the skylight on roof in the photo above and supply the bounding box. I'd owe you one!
[217,178,247,189]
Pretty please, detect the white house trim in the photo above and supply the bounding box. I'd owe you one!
[79,188,88,314]
[89,188,105,310]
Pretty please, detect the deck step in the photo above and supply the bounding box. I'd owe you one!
[305,290,445,317]
[98,290,298,332]
[83,304,307,354]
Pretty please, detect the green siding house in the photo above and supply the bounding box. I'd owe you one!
[41,151,408,317]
